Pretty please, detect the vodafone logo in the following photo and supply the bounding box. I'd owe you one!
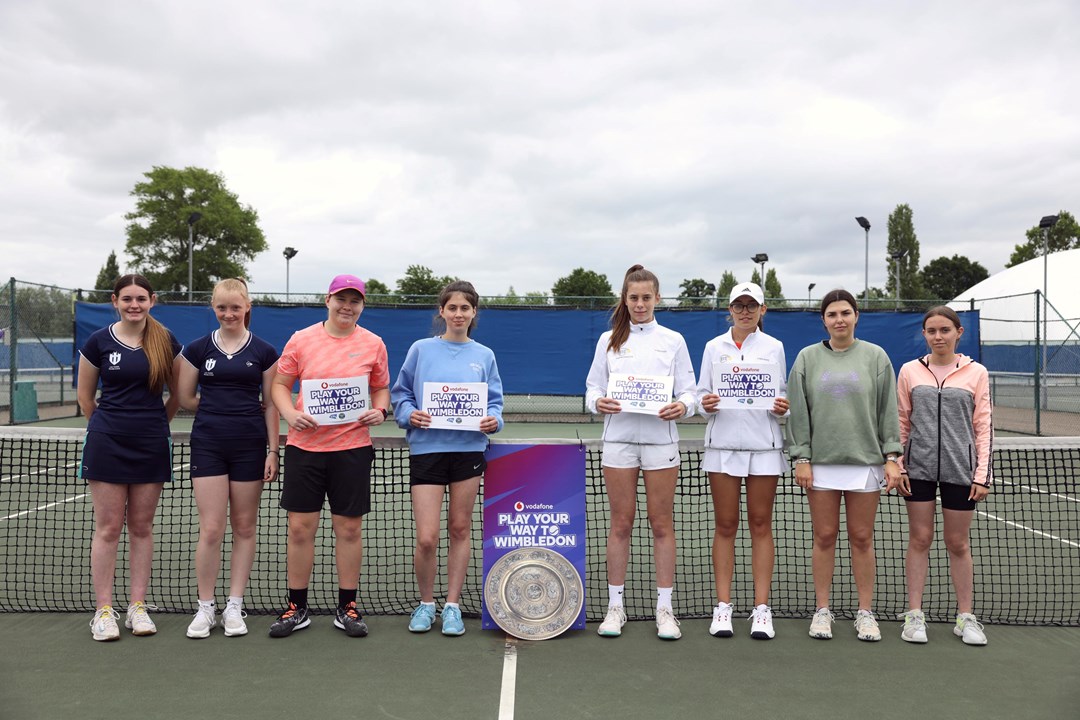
[627,375,635,381]
[732,366,740,373]
[513,501,524,512]
[321,382,329,389]
[443,385,450,392]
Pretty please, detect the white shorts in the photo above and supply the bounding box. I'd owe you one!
[602,442,680,471]
[702,449,785,477]
[811,464,884,493]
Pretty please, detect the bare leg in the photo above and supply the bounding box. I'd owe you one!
[331,514,364,591]
[227,480,266,598]
[643,467,678,588]
[445,477,481,604]
[285,511,320,589]
[904,500,936,609]
[89,481,128,609]
[745,475,778,606]
[806,488,841,609]
[943,508,976,614]
[708,473,741,603]
[603,466,640,586]
[192,475,229,601]
[411,484,446,603]
[844,491,881,611]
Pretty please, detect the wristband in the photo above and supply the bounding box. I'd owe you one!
[379,408,389,420]
[795,458,811,465]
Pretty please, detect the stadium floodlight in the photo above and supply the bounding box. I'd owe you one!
[751,253,769,291]
[283,247,299,301]
[187,212,203,302]
[807,282,816,309]
[855,217,871,303]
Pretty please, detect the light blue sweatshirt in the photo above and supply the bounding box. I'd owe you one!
[391,337,504,454]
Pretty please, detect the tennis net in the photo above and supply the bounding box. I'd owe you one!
[1,429,1077,625]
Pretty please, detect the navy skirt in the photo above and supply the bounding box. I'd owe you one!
[80,431,173,484]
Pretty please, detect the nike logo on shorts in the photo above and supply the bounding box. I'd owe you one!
[668,456,676,462]
[473,463,482,470]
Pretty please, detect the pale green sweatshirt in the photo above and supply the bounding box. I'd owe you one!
[785,339,902,464]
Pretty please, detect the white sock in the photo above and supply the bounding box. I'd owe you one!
[227,596,243,608]
[657,587,673,611]
[445,602,460,611]
[608,585,624,608]
[198,598,215,610]
[420,601,436,609]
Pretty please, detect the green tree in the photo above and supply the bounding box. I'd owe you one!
[124,166,267,295]
[764,268,785,306]
[90,250,121,302]
[500,286,521,306]
[551,268,614,306]
[364,278,392,305]
[885,203,925,299]
[395,265,455,304]
[522,291,549,306]
[15,285,73,337]
[716,270,738,302]
[1007,210,1080,267]
[677,278,716,307]
[920,255,989,300]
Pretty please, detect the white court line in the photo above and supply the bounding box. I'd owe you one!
[1,493,89,521]
[1,461,79,483]
[499,636,518,720]
[998,479,1080,504]
[977,510,1080,549]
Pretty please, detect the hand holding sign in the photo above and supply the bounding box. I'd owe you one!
[300,376,370,425]
[712,362,780,410]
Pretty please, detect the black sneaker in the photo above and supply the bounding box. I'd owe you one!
[268,602,311,638]
[334,602,369,637]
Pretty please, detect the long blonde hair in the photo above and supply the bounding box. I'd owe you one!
[114,274,173,395]
[212,278,252,329]
[607,264,659,353]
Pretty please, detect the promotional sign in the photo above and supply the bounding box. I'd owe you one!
[300,376,369,425]
[482,444,586,638]
[712,362,781,409]
[606,373,674,415]
[421,382,488,430]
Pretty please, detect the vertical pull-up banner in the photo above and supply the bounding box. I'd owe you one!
[482,444,587,639]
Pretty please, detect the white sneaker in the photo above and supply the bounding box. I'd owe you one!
[656,607,681,640]
[597,605,627,637]
[809,608,834,639]
[900,609,928,643]
[90,606,120,642]
[125,602,157,636]
[709,602,734,637]
[749,604,775,640]
[186,604,217,639]
[223,599,248,637]
[854,610,881,642]
[954,613,988,646]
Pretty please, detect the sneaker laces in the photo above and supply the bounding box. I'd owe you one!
[279,602,300,620]
[814,608,835,623]
[343,602,361,619]
[657,607,679,627]
[714,603,732,621]
[94,606,120,625]
[959,614,984,632]
[899,610,926,628]
[750,606,771,625]
[224,602,247,621]
[129,602,157,620]
[855,611,877,631]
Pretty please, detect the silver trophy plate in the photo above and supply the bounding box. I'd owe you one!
[484,547,583,640]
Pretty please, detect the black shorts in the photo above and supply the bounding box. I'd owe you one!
[905,478,977,511]
[281,445,373,517]
[190,434,267,481]
[81,431,173,484]
[410,451,487,487]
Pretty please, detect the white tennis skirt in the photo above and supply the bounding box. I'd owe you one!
[702,448,786,477]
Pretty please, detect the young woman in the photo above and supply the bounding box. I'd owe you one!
[78,274,182,641]
[391,281,504,636]
[896,306,992,645]
[585,265,696,640]
[786,289,902,642]
[177,278,280,638]
[696,282,789,640]
[268,274,390,639]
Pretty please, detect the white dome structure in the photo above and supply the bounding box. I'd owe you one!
[951,248,1080,344]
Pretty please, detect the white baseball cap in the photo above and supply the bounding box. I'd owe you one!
[729,282,764,305]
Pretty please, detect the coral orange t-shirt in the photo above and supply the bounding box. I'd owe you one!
[277,322,390,452]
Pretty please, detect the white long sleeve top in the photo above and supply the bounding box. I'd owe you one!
[695,328,787,452]
[584,320,696,445]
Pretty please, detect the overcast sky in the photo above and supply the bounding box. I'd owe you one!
[2,0,1077,301]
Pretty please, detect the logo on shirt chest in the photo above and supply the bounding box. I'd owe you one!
[108,352,121,367]
[205,359,217,372]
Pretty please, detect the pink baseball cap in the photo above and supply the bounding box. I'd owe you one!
[328,274,366,297]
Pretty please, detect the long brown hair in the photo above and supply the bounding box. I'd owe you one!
[922,305,962,331]
[114,274,173,395]
[607,264,659,353]
[433,280,480,337]
[213,278,252,329]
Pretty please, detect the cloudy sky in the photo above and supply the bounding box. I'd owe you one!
[2,0,1077,301]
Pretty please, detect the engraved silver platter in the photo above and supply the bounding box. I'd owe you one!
[484,547,584,641]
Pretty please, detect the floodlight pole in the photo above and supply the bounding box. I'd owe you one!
[1038,214,1059,417]
[751,253,769,296]
[187,212,202,302]
[807,282,816,310]
[283,246,299,301]
[856,217,871,304]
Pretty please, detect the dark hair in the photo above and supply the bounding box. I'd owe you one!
[608,264,659,352]
[212,278,252,329]
[922,305,962,331]
[819,288,859,317]
[112,274,173,395]
[434,280,480,337]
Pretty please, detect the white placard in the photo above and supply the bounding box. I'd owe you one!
[606,373,674,415]
[300,376,370,425]
[422,382,488,429]
[713,362,780,409]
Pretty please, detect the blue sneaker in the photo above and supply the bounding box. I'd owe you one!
[409,603,436,633]
[441,605,465,636]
